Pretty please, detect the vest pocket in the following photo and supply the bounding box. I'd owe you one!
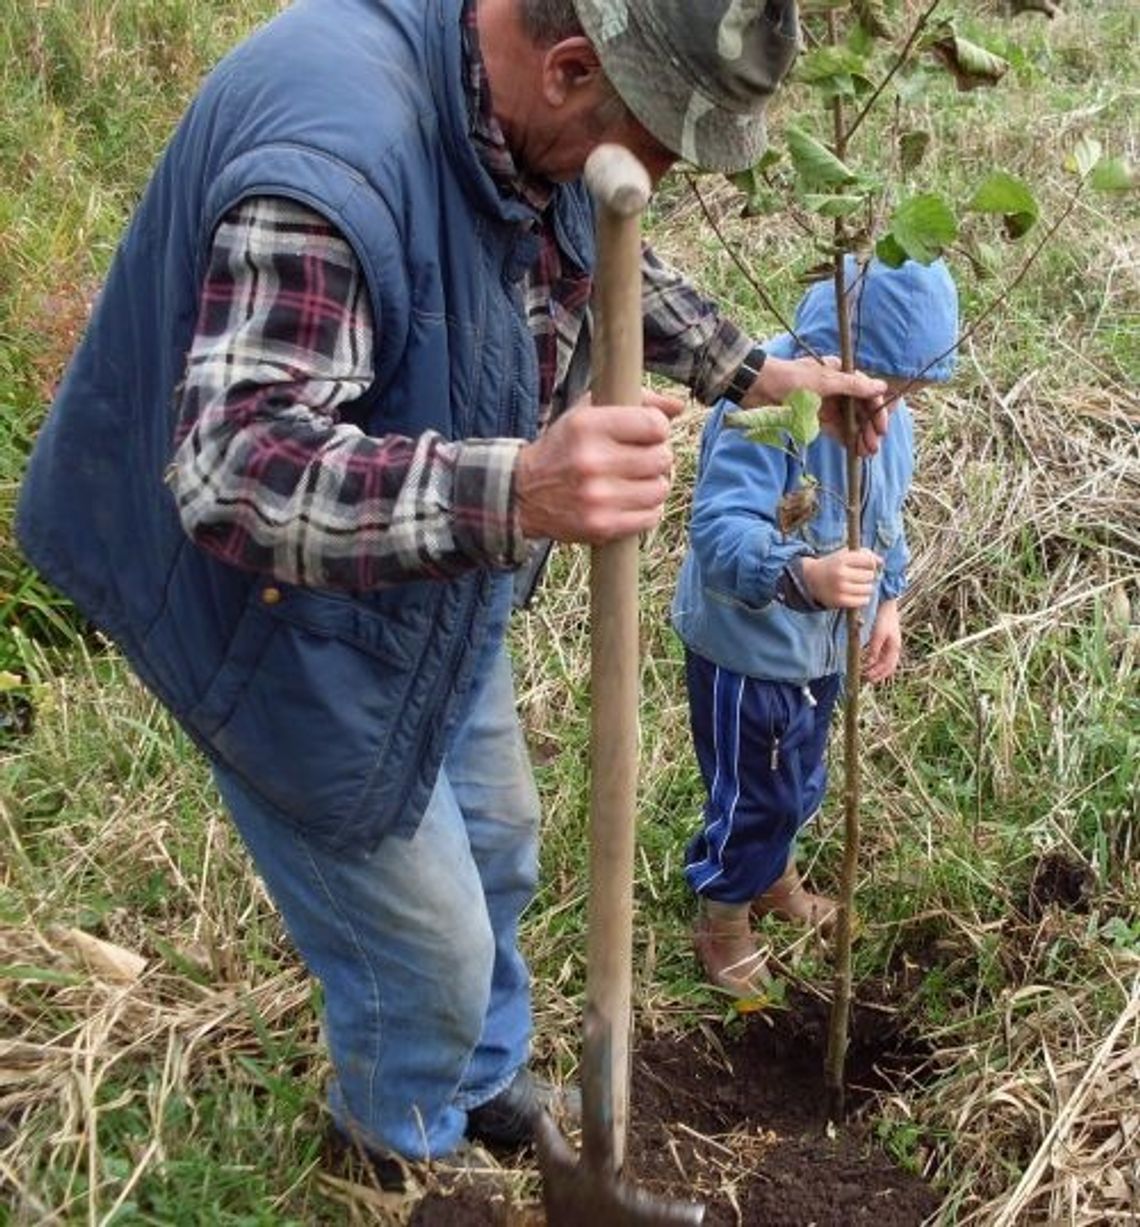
[187,585,423,844]
[189,584,414,737]
[261,585,417,668]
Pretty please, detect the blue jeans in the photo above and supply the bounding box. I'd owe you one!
[683,650,841,903]
[212,640,541,1160]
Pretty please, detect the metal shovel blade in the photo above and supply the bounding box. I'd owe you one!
[535,1112,705,1227]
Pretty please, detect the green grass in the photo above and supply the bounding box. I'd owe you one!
[2,0,1139,1223]
[0,0,286,673]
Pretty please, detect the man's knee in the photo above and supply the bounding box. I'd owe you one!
[428,900,497,1005]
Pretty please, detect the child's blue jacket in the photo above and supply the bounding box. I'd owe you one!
[671,330,914,684]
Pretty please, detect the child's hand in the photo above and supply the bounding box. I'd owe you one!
[863,598,901,683]
[801,549,881,609]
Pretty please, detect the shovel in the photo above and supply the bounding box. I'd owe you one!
[535,144,705,1227]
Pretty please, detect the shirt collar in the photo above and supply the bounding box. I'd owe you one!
[461,0,554,215]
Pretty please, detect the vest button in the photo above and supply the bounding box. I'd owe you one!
[261,586,282,605]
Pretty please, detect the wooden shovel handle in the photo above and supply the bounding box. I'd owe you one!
[582,144,652,1176]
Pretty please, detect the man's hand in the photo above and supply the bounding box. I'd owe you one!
[742,354,890,456]
[515,390,684,544]
[801,548,881,609]
[863,597,901,683]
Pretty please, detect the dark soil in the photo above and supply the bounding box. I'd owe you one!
[1023,849,1096,919]
[411,990,940,1226]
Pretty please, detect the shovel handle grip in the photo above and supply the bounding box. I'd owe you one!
[585,145,652,218]
[582,144,651,1176]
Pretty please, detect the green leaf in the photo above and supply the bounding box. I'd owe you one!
[929,28,1010,91]
[849,170,884,196]
[785,125,858,189]
[1099,916,1140,950]
[801,193,867,218]
[1089,156,1135,192]
[0,963,83,986]
[1066,137,1103,178]
[1063,141,1135,191]
[728,167,783,216]
[819,76,859,102]
[875,232,908,268]
[742,188,784,216]
[899,129,932,173]
[755,147,783,173]
[850,73,877,98]
[847,21,875,56]
[151,936,213,986]
[968,170,1039,238]
[885,192,958,263]
[793,49,875,101]
[0,671,22,692]
[968,171,1036,215]
[725,389,822,448]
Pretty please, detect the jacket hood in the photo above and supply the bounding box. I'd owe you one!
[772,255,959,383]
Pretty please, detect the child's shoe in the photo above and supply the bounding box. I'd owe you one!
[692,900,771,997]
[752,859,837,935]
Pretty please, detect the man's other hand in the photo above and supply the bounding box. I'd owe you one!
[742,354,890,456]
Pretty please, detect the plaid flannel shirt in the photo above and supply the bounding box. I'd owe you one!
[167,3,753,589]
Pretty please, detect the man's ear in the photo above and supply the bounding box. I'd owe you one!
[542,36,604,106]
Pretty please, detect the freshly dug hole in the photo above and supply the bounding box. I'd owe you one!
[412,989,939,1226]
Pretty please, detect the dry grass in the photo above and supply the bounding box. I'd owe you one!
[929,969,1140,1225]
[3,0,1139,1223]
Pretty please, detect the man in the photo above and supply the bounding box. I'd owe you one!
[17,0,888,1175]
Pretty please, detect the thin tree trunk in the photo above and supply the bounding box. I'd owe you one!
[823,12,862,1124]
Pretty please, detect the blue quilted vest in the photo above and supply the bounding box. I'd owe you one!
[16,0,595,852]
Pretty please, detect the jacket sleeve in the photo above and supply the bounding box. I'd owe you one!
[688,405,814,608]
[166,196,528,590]
[640,245,753,403]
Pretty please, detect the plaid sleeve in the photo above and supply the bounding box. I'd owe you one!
[641,244,754,405]
[167,196,528,590]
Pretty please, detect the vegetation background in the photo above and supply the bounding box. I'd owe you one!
[1,0,1137,1222]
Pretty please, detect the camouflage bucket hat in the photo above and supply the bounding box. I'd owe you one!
[573,0,801,173]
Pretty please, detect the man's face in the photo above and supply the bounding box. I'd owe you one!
[532,100,677,185]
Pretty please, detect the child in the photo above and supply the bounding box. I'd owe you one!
[671,256,959,996]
